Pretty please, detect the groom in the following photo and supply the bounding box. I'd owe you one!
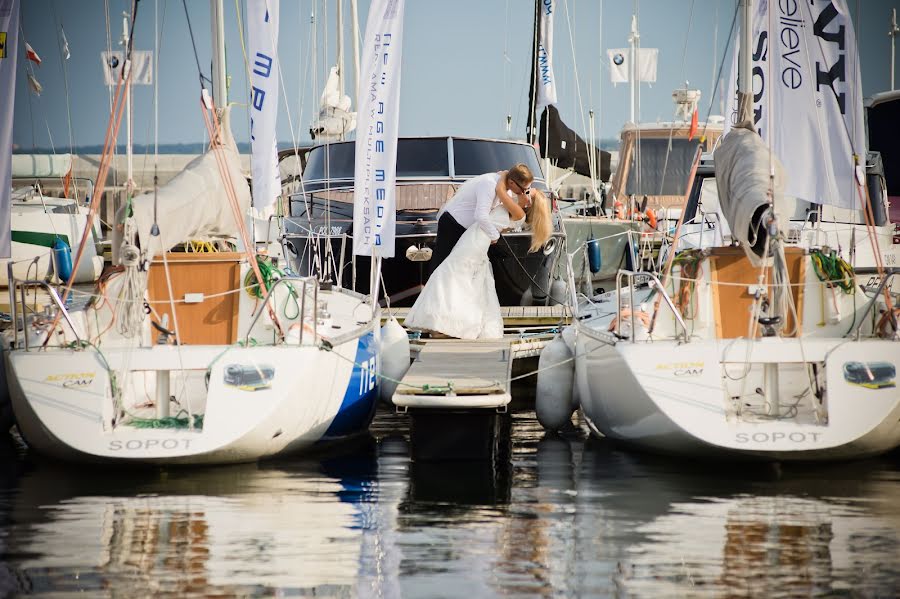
[430,163,534,273]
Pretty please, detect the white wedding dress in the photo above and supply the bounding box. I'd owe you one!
[404,204,525,339]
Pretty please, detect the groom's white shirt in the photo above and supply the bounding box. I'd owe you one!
[439,172,503,241]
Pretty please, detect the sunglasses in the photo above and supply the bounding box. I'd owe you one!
[511,180,532,195]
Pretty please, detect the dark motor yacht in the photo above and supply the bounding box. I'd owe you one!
[280,136,565,306]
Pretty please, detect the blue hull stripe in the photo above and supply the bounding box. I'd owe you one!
[322,332,378,440]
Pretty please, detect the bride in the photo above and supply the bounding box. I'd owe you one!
[404,174,552,339]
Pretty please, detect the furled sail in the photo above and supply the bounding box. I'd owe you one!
[527,0,610,182]
[310,66,357,141]
[537,105,612,181]
[713,124,785,265]
[130,108,251,259]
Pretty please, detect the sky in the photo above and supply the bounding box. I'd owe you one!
[11,0,900,153]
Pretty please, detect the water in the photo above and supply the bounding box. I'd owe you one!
[1,400,899,598]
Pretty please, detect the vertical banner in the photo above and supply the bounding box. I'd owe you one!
[0,0,19,258]
[248,0,281,211]
[725,0,864,209]
[536,0,557,109]
[353,0,404,258]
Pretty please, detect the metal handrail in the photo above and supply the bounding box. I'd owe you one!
[244,276,319,346]
[8,269,84,350]
[615,269,689,342]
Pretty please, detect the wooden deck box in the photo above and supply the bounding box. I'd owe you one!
[147,252,244,345]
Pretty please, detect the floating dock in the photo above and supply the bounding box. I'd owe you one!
[392,338,524,461]
[393,339,513,410]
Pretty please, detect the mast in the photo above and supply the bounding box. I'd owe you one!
[737,0,753,125]
[337,0,345,100]
[351,0,360,100]
[122,13,134,194]
[891,8,899,91]
[210,0,227,108]
[628,15,638,123]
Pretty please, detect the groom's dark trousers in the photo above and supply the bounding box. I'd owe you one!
[429,211,467,275]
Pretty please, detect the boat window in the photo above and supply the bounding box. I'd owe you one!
[625,138,701,196]
[303,143,356,181]
[396,139,450,176]
[302,139,450,181]
[453,139,543,178]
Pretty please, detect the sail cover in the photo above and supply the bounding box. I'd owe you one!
[310,66,357,141]
[714,125,785,265]
[537,105,611,181]
[131,109,251,259]
[724,0,864,209]
[353,0,405,257]
[0,0,19,258]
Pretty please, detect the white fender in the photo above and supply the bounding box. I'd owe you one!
[379,317,410,403]
[549,278,568,306]
[536,335,576,431]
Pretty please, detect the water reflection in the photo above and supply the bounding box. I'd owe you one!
[0,437,403,597]
[0,410,898,597]
[542,435,900,598]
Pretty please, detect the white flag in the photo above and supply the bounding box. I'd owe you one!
[248,0,281,211]
[102,50,153,85]
[607,48,658,84]
[536,0,557,108]
[724,0,864,209]
[61,26,70,60]
[353,0,405,258]
[0,0,20,258]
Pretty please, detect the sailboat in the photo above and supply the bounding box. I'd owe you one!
[1,0,382,464]
[537,0,900,461]
[5,156,105,288]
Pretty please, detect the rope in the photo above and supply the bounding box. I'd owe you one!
[810,249,855,294]
[114,217,147,337]
[44,0,137,346]
[242,255,301,319]
[127,410,203,429]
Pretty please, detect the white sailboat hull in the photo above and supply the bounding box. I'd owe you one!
[6,335,378,465]
[574,331,900,460]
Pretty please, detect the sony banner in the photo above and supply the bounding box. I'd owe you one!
[0,0,19,258]
[248,0,281,212]
[536,0,557,109]
[725,0,864,209]
[353,0,405,257]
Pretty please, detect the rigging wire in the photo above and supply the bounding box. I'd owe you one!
[699,2,739,142]
[50,1,76,179]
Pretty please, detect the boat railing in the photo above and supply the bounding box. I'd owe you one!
[8,262,83,351]
[244,275,319,347]
[615,269,688,342]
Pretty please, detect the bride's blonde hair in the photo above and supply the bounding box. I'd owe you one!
[526,189,552,253]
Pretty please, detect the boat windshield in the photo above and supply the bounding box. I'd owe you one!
[302,138,542,182]
[625,138,701,196]
[452,139,543,177]
[303,139,450,181]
